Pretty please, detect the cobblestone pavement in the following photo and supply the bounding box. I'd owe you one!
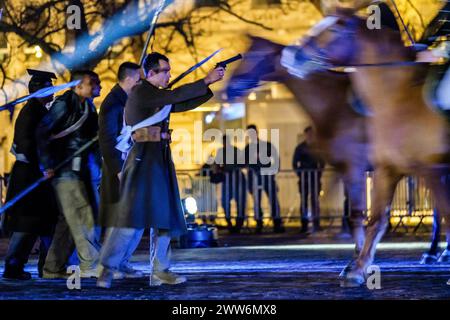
[0,229,449,300]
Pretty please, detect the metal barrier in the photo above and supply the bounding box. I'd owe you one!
[383,175,434,233]
[176,168,436,233]
[0,168,436,233]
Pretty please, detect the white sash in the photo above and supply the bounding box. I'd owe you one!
[115,104,172,160]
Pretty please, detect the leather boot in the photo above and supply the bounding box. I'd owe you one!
[3,263,31,281]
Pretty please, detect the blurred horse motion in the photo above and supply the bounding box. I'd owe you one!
[225,35,371,255]
[290,5,450,287]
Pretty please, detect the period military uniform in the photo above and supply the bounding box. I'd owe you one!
[2,69,59,280]
[98,82,145,279]
[116,79,213,234]
[98,84,128,227]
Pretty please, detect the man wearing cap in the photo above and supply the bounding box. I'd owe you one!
[37,70,101,278]
[97,53,225,288]
[2,69,60,280]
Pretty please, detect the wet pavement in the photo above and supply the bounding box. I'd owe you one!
[0,229,449,300]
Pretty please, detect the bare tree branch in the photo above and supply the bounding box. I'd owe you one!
[0,0,273,76]
[218,3,273,30]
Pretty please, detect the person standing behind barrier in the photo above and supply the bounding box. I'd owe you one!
[36,70,101,279]
[292,126,325,234]
[215,135,247,234]
[245,124,284,234]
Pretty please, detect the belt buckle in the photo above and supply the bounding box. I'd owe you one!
[133,126,161,142]
[147,126,161,142]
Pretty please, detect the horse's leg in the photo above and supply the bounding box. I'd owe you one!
[422,168,450,264]
[439,172,450,263]
[342,167,368,254]
[338,166,368,280]
[421,208,441,264]
[341,166,401,287]
[339,172,366,279]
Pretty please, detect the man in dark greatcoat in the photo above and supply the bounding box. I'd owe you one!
[97,62,143,279]
[97,52,225,288]
[2,69,60,280]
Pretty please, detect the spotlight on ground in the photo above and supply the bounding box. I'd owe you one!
[180,196,218,249]
[182,196,197,224]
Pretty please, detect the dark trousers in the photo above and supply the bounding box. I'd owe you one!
[4,232,52,276]
[249,172,281,224]
[298,171,321,230]
[221,171,247,229]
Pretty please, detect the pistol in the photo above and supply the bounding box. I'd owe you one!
[215,54,243,69]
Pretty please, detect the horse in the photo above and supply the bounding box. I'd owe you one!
[225,35,371,254]
[293,10,450,287]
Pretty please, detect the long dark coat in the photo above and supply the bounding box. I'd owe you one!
[98,84,127,227]
[116,79,213,236]
[3,98,59,236]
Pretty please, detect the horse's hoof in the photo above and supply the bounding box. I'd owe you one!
[339,259,357,279]
[420,252,439,265]
[340,273,365,288]
[339,262,365,288]
[438,249,450,264]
